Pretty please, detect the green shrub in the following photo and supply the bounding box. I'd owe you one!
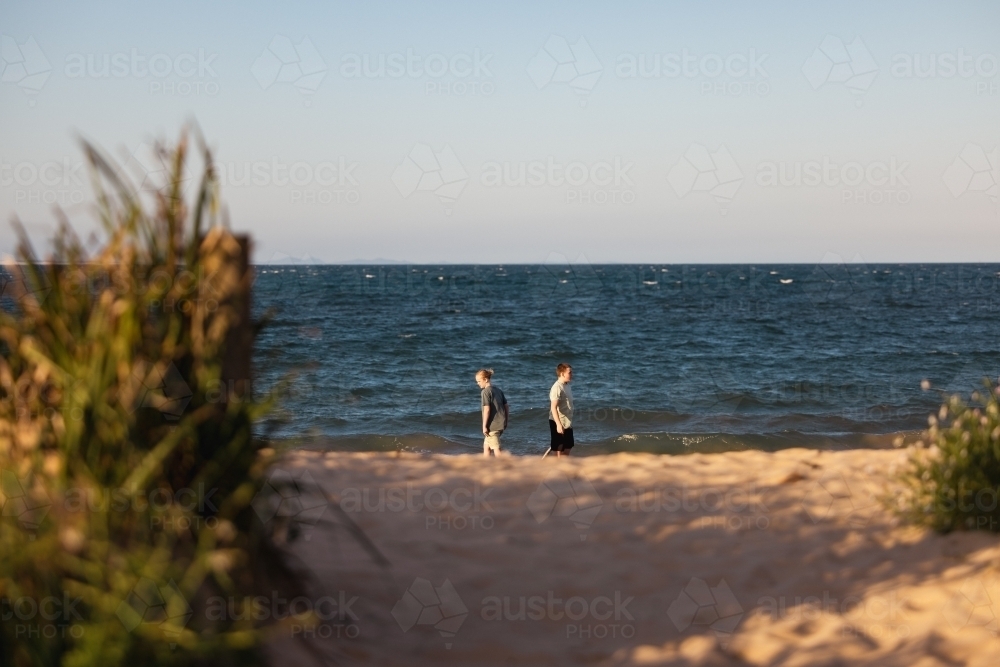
[896,384,1000,533]
[0,130,306,666]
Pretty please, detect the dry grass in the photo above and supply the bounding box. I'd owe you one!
[0,129,312,666]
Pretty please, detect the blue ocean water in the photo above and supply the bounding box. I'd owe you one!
[252,264,1000,456]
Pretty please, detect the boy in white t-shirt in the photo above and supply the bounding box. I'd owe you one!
[548,364,574,456]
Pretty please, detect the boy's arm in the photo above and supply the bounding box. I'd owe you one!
[550,398,563,433]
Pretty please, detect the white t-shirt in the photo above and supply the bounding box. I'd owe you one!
[549,380,573,429]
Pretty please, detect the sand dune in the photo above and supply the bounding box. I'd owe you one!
[263,448,1000,666]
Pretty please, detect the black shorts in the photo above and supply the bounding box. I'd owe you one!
[548,420,574,451]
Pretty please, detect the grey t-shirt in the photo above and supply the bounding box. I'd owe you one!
[481,386,508,432]
[549,380,573,428]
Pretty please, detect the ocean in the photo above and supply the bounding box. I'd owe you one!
[251,263,1000,456]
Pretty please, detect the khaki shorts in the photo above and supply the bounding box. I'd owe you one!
[484,430,503,453]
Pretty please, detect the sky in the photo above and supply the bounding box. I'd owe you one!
[0,0,998,264]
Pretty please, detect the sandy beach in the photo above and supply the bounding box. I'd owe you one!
[261,448,1000,666]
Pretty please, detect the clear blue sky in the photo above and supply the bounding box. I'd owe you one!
[1,0,998,263]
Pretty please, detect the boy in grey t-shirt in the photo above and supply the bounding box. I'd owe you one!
[475,368,509,456]
[548,363,574,456]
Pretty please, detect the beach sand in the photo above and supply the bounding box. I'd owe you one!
[264,448,1000,666]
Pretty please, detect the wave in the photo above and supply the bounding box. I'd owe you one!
[249,265,997,455]
[584,430,907,454]
[277,429,917,457]
[261,404,932,437]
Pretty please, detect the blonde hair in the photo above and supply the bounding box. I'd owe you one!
[476,368,494,380]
